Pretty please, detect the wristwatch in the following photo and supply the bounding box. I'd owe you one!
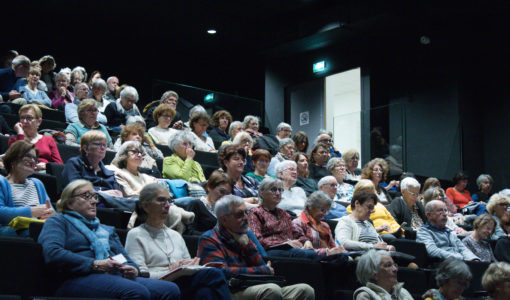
[91,260,101,272]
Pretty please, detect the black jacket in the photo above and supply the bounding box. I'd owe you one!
[207,127,229,149]
[389,196,426,239]
[254,135,279,156]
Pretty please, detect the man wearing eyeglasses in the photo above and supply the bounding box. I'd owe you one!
[389,177,427,239]
[417,200,479,261]
[315,130,341,158]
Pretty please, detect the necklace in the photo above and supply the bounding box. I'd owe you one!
[142,224,175,265]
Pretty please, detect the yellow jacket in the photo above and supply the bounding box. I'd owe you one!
[346,203,401,235]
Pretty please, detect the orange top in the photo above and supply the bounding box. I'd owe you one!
[445,187,472,209]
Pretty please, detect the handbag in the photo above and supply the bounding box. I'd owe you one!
[228,274,287,292]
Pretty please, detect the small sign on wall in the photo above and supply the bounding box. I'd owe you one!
[300,111,309,126]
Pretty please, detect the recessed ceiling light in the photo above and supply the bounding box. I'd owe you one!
[207,29,217,35]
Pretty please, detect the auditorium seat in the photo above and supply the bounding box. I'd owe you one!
[28,172,59,202]
[194,150,219,178]
[389,239,429,267]
[463,260,490,297]
[0,134,9,153]
[183,235,200,257]
[56,144,81,162]
[397,267,429,298]
[46,162,65,195]
[155,143,173,157]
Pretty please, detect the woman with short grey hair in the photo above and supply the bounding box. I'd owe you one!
[422,258,472,300]
[162,130,206,183]
[327,157,354,205]
[91,78,111,113]
[267,138,295,176]
[243,115,263,138]
[354,249,413,300]
[275,160,307,216]
[472,174,494,204]
[50,71,74,109]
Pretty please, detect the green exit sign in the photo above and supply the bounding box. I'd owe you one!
[204,93,215,103]
[313,61,326,73]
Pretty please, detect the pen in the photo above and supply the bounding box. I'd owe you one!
[335,239,342,247]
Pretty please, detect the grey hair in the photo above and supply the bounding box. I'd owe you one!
[111,141,144,168]
[476,174,493,189]
[275,160,297,179]
[425,199,444,213]
[56,179,93,213]
[189,105,206,118]
[318,175,337,188]
[168,130,195,151]
[278,138,294,149]
[228,121,243,137]
[161,90,179,101]
[435,258,472,287]
[306,191,332,210]
[59,67,71,75]
[400,177,421,192]
[315,130,333,143]
[232,131,253,148]
[72,66,87,81]
[11,55,30,67]
[139,183,168,205]
[499,189,510,198]
[120,86,139,102]
[326,157,345,171]
[258,177,283,203]
[423,187,442,205]
[92,78,107,90]
[276,122,292,132]
[356,249,391,285]
[214,195,245,218]
[126,115,146,126]
[55,71,70,82]
[74,82,88,92]
[106,76,118,84]
[242,115,259,129]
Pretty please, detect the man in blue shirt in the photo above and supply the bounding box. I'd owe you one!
[0,55,30,102]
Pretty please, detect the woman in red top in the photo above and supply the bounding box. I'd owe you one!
[9,104,63,170]
[445,171,472,210]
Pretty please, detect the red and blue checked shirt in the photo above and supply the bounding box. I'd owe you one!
[198,225,271,279]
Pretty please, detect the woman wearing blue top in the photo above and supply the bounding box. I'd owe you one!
[0,140,53,236]
[18,68,52,107]
[38,179,180,299]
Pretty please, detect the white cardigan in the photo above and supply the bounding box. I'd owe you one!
[335,215,380,250]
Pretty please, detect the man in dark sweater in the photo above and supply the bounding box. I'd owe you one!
[0,55,30,102]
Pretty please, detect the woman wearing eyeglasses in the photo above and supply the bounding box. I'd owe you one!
[248,177,319,259]
[0,141,54,236]
[486,194,510,240]
[148,104,178,145]
[125,183,231,300]
[162,130,206,183]
[38,180,180,299]
[9,104,63,170]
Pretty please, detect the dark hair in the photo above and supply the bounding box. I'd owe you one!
[500,212,510,234]
[217,144,246,170]
[206,171,233,192]
[308,142,329,164]
[211,110,233,128]
[252,149,271,163]
[4,140,38,173]
[351,191,378,210]
[292,131,309,153]
[189,111,210,132]
[453,170,469,185]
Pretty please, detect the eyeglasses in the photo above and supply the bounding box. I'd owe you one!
[270,187,283,194]
[20,116,35,122]
[372,168,383,173]
[406,191,419,197]
[72,191,99,201]
[86,109,98,113]
[77,87,89,92]
[334,164,346,169]
[319,139,332,143]
[91,142,107,148]
[433,209,449,214]
[160,114,173,119]
[155,197,174,205]
[128,150,143,156]
[22,154,38,163]
[231,209,248,219]
[217,188,230,196]
[325,183,337,188]
[381,262,398,269]
[498,203,509,207]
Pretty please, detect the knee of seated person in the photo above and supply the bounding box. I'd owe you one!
[122,285,151,300]
[258,283,283,300]
[283,283,315,300]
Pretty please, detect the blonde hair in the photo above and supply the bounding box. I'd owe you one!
[482,262,510,296]
[342,149,360,163]
[486,194,510,215]
[77,99,98,122]
[56,179,93,213]
[19,104,42,119]
[80,130,107,155]
[353,179,377,196]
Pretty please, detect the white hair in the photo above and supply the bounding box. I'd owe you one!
[400,177,420,192]
[120,86,139,102]
[318,175,337,188]
[189,105,206,118]
[356,249,391,285]
[276,122,292,132]
[168,130,195,151]
[232,131,253,148]
[214,195,245,219]
[275,160,297,179]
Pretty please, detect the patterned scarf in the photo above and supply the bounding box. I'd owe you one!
[303,211,330,248]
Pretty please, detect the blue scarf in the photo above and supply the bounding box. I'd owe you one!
[63,210,111,260]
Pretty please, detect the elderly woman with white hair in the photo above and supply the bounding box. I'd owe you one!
[482,262,510,300]
[267,138,295,177]
[276,122,292,140]
[422,258,472,300]
[472,174,494,204]
[248,177,318,259]
[243,115,263,138]
[50,71,74,110]
[317,176,348,220]
[90,78,111,113]
[275,160,308,216]
[221,120,243,146]
[486,193,510,240]
[388,177,427,239]
[292,191,346,256]
[327,157,354,205]
[162,130,206,183]
[104,85,141,130]
[354,249,413,300]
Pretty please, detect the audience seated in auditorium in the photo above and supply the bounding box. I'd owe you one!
[66,83,107,124]
[462,214,496,262]
[208,110,232,146]
[293,191,347,256]
[147,103,178,145]
[64,99,113,148]
[104,85,141,130]
[326,157,354,205]
[472,174,494,204]
[308,143,331,181]
[494,212,510,263]
[218,144,259,207]
[144,90,183,130]
[482,262,510,300]
[292,130,309,153]
[342,149,362,183]
[275,160,307,216]
[0,141,53,236]
[198,194,315,300]
[354,249,413,300]
[114,122,163,164]
[221,120,243,146]
[317,176,348,220]
[422,258,472,300]
[186,171,233,234]
[10,104,63,169]
[389,177,427,240]
[420,177,457,214]
[38,179,180,299]
[87,70,101,88]
[246,149,273,183]
[50,71,74,110]
[104,76,119,101]
[336,192,396,251]
[243,115,263,139]
[416,200,478,260]
[124,183,232,300]
[38,55,56,92]
[62,130,121,196]
[267,137,295,176]
[90,78,111,114]
[162,130,206,183]
[486,193,510,240]
[249,177,319,260]
[0,55,30,103]
[18,68,51,107]
[361,158,394,205]
[293,152,318,196]
[422,187,467,235]
[189,111,216,152]
[445,170,473,210]
[315,130,341,158]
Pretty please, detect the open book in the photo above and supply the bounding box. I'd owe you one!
[159,262,220,281]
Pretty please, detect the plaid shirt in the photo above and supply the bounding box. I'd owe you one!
[248,206,309,249]
[198,225,271,279]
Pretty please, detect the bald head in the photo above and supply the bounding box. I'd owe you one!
[425,200,448,228]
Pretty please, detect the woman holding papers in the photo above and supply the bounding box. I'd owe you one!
[125,183,231,300]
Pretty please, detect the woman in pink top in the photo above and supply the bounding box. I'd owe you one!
[9,104,63,170]
[445,171,472,210]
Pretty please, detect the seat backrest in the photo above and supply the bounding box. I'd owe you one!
[0,134,10,153]
[390,239,428,267]
[46,162,65,194]
[104,150,117,165]
[28,173,59,202]
[155,144,173,157]
[56,144,81,162]
[464,261,490,297]
[397,267,429,297]
[183,235,200,257]
[40,108,66,123]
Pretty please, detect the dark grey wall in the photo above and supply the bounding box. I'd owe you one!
[288,79,325,141]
